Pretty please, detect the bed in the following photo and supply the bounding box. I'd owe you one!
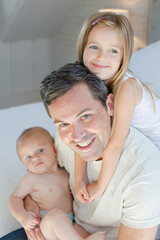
[1,40,160,238]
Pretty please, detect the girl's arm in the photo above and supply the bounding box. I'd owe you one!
[87,78,142,201]
[9,173,40,229]
[74,152,89,203]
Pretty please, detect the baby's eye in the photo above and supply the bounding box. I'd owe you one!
[110,49,118,53]
[38,149,43,153]
[26,155,31,160]
[90,45,98,50]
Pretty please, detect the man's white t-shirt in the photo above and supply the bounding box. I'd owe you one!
[55,127,160,237]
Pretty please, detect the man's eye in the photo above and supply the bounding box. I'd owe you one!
[90,45,98,50]
[81,114,91,120]
[59,123,69,128]
[110,49,118,53]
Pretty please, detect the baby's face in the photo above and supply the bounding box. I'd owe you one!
[17,131,57,174]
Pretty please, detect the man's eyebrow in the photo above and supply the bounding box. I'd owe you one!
[54,108,92,124]
[54,119,64,124]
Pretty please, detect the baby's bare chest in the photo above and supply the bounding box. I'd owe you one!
[31,173,70,210]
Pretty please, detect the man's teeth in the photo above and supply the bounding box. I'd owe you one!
[78,139,93,147]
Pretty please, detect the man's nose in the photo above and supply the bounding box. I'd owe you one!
[71,125,86,142]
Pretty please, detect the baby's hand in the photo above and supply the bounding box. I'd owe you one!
[87,182,104,202]
[75,180,89,204]
[21,211,41,230]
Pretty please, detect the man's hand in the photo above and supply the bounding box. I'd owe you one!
[75,180,89,204]
[25,227,46,240]
[24,195,40,217]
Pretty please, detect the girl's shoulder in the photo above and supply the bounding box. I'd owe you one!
[123,70,142,90]
[121,71,142,105]
[123,70,139,83]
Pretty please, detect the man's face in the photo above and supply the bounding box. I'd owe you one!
[48,83,113,161]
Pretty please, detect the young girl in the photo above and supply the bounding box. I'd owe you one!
[74,12,160,203]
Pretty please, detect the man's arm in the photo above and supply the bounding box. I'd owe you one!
[118,223,158,240]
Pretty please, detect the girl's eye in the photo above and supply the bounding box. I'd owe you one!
[81,114,91,120]
[90,45,98,50]
[26,155,31,160]
[110,49,118,53]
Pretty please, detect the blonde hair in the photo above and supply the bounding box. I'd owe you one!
[77,12,134,94]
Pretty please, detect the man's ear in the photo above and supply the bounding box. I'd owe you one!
[106,93,114,116]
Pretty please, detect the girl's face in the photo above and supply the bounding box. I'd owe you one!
[83,25,123,85]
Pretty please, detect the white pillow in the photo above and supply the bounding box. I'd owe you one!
[129,40,160,96]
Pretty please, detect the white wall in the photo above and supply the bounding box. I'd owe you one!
[0,0,151,108]
[0,0,18,35]
[0,38,53,109]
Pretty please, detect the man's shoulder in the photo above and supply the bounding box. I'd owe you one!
[125,127,159,152]
[122,126,160,167]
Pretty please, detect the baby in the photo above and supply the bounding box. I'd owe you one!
[9,127,105,240]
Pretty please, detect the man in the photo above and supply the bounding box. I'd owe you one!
[4,63,160,240]
[38,63,160,240]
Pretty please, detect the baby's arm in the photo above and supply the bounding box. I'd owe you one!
[87,78,141,201]
[74,152,89,203]
[9,173,40,230]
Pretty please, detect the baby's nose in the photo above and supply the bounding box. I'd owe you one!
[32,153,40,162]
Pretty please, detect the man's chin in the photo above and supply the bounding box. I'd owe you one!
[80,153,102,162]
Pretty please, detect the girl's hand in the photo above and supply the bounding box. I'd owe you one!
[87,182,104,202]
[75,180,89,204]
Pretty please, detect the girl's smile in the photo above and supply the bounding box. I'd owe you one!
[83,25,123,82]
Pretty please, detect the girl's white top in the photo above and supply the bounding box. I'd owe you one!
[123,71,160,150]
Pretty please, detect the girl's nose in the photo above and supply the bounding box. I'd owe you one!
[96,50,107,61]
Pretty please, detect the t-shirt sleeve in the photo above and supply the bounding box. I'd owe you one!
[121,171,160,228]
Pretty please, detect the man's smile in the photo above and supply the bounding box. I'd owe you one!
[75,137,96,151]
